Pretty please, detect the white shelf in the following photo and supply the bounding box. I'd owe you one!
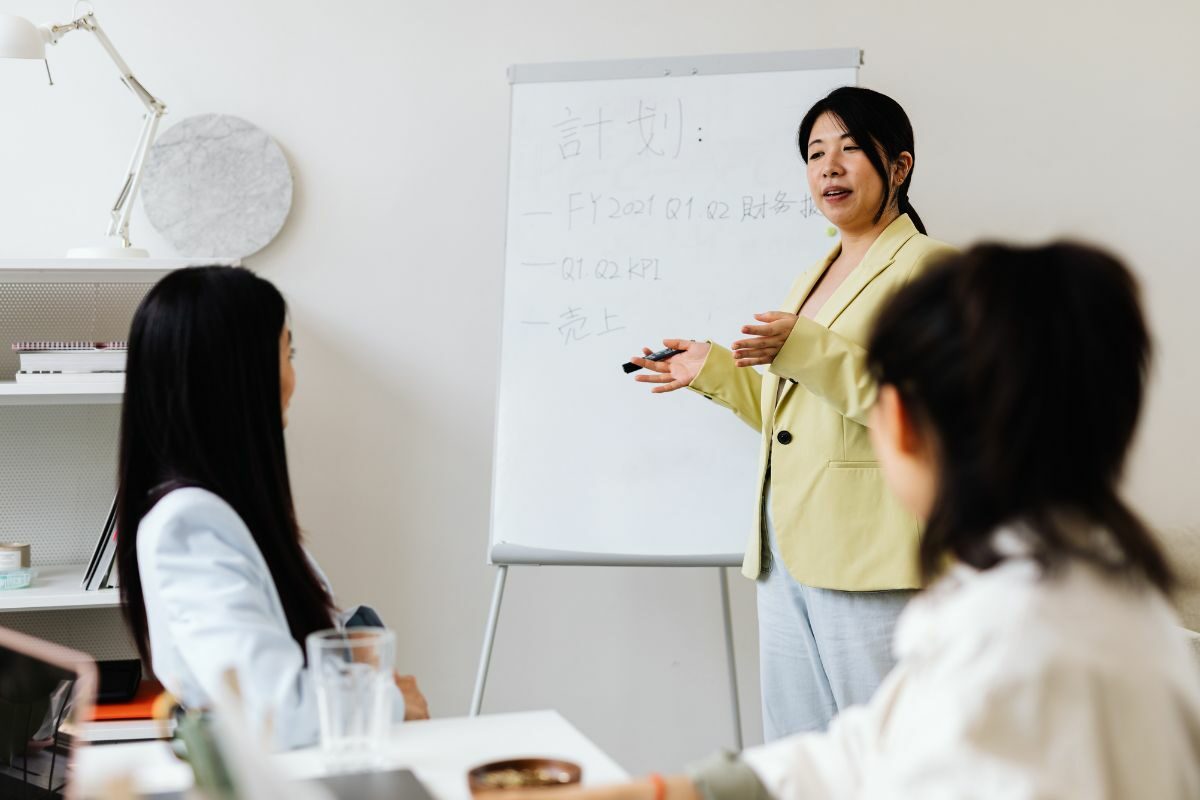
[0,380,124,406]
[0,257,241,284]
[0,564,119,611]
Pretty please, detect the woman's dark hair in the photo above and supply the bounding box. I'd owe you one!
[798,86,926,235]
[116,266,335,665]
[867,243,1172,590]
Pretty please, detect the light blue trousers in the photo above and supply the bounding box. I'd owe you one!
[757,491,914,741]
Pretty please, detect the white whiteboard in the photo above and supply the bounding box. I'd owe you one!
[491,50,859,566]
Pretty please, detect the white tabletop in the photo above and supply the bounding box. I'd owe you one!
[74,710,629,799]
[282,710,628,798]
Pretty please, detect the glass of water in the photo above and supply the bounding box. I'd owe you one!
[306,627,395,769]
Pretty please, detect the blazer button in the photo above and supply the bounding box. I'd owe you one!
[776,430,792,445]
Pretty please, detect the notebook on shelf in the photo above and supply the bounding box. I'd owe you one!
[93,679,161,719]
[97,550,119,590]
[11,341,127,351]
[59,716,173,744]
[14,372,125,384]
[81,497,115,589]
[82,497,119,591]
[60,677,173,743]
[10,341,127,381]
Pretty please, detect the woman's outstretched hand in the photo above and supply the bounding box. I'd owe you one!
[628,339,710,393]
[732,312,798,367]
[395,673,430,720]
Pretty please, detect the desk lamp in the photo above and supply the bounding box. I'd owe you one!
[0,5,166,258]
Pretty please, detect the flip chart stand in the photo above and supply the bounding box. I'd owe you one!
[470,563,744,751]
[479,47,863,753]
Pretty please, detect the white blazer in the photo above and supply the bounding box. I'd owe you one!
[731,528,1200,798]
[136,487,404,750]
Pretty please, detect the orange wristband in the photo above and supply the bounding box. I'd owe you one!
[648,773,667,800]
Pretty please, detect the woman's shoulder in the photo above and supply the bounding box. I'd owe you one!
[137,487,256,557]
[899,230,957,267]
[900,554,1188,682]
[142,486,243,527]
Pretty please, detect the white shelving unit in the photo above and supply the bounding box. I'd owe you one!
[0,381,124,406]
[0,258,213,284]
[0,257,238,656]
[1,565,120,611]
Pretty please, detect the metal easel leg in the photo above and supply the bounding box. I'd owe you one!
[470,565,509,717]
[719,567,744,750]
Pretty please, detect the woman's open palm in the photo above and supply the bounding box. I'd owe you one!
[628,339,710,393]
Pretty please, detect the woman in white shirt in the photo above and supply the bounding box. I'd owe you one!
[526,242,1200,798]
[114,266,428,750]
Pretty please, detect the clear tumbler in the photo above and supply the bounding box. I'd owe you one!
[306,627,395,769]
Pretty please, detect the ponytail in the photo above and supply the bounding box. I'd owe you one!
[900,196,927,235]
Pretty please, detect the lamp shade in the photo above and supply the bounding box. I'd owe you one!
[0,14,46,60]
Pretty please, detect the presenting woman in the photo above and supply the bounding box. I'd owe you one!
[630,87,954,739]
[114,266,428,750]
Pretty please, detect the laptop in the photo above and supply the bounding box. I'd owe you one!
[306,768,437,800]
[0,626,98,800]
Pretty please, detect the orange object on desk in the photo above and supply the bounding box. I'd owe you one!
[88,679,165,721]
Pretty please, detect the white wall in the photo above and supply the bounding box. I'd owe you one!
[2,0,1197,773]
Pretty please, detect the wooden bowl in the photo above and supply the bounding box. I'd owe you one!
[468,758,582,794]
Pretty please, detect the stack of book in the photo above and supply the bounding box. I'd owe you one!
[10,340,127,384]
[60,678,173,743]
[83,497,119,591]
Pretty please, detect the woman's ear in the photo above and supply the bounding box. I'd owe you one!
[892,152,914,187]
[872,384,939,520]
[877,384,923,456]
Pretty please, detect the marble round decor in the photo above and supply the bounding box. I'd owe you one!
[141,114,293,259]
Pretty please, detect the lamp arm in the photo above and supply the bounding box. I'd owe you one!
[45,13,166,249]
[106,105,163,246]
[45,15,165,115]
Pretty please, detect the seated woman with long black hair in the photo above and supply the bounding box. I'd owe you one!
[114,266,428,750]
[514,243,1200,798]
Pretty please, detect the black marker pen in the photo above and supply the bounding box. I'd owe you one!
[622,347,686,374]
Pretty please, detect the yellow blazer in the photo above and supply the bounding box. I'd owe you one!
[690,214,955,590]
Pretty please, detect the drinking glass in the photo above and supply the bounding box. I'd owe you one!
[306,627,395,770]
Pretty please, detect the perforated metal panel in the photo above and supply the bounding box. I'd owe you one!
[1,279,152,658]
[0,406,120,564]
[0,609,136,661]
[0,283,149,378]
